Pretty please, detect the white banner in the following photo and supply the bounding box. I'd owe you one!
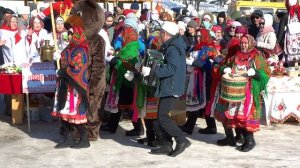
[21,62,56,93]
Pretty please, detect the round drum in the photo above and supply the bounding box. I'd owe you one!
[220,73,248,103]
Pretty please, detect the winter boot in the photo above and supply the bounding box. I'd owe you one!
[125,118,144,136]
[150,141,173,155]
[217,124,236,147]
[55,122,75,149]
[198,116,217,134]
[179,111,198,135]
[151,119,164,147]
[235,128,244,144]
[71,124,90,149]
[137,119,156,146]
[238,130,256,152]
[100,111,121,133]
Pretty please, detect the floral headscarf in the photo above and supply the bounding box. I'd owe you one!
[122,26,138,47]
[234,34,258,66]
[240,34,256,54]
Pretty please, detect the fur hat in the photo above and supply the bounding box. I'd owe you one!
[161,21,179,35]
[203,14,211,21]
[217,11,226,19]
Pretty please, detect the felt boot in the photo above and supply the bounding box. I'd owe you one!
[125,118,144,136]
[55,122,75,149]
[217,124,236,147]
[71,124,90,149]
[179,111,198,135]
[238,130,256,152]
[100,111,121,133]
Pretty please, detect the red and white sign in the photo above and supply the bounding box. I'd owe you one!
[21,62,56,93]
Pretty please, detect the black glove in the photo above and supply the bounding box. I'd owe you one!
[109,56,119,67]
[252,70,261,80]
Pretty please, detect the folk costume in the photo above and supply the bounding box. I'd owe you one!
[181,29,218,135]
[52,26,90,148]
[214,35,271,152]
[53,0,106,144]
[136,20,164,146]
[104,23,145,135]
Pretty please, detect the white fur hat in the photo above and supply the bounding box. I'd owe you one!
[263,14,273,27]
[18,6,30,15]
[177,21,186,31]
[161,21,179,35]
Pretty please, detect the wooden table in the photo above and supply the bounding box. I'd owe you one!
[0,73,23,124]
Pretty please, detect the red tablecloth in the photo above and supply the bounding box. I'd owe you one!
[0,73,22,94]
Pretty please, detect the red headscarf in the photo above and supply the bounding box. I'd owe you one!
[122,26,138,47]
[194,28,215,50]
[234,34,258,66]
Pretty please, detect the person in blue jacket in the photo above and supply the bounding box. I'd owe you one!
[142,21,191,157]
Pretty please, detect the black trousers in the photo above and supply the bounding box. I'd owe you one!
[157,96,185,143]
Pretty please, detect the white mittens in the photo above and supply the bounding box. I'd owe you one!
[124,71,134,81]
[186,57,194,66]
[141,66,151,76]
[247,68,256,77]
[53,51,61,61]
[223,67,232,74]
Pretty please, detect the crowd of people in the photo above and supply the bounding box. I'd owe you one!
[1,0,299,157]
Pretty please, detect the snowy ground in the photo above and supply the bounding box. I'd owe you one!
[0,112,299,168]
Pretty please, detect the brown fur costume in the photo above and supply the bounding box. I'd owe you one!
[64,0,105,141]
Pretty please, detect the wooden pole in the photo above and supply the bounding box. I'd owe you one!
[50,2,60,69]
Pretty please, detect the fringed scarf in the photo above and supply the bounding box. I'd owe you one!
[114,41,139,92]
[58,26,89,111]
